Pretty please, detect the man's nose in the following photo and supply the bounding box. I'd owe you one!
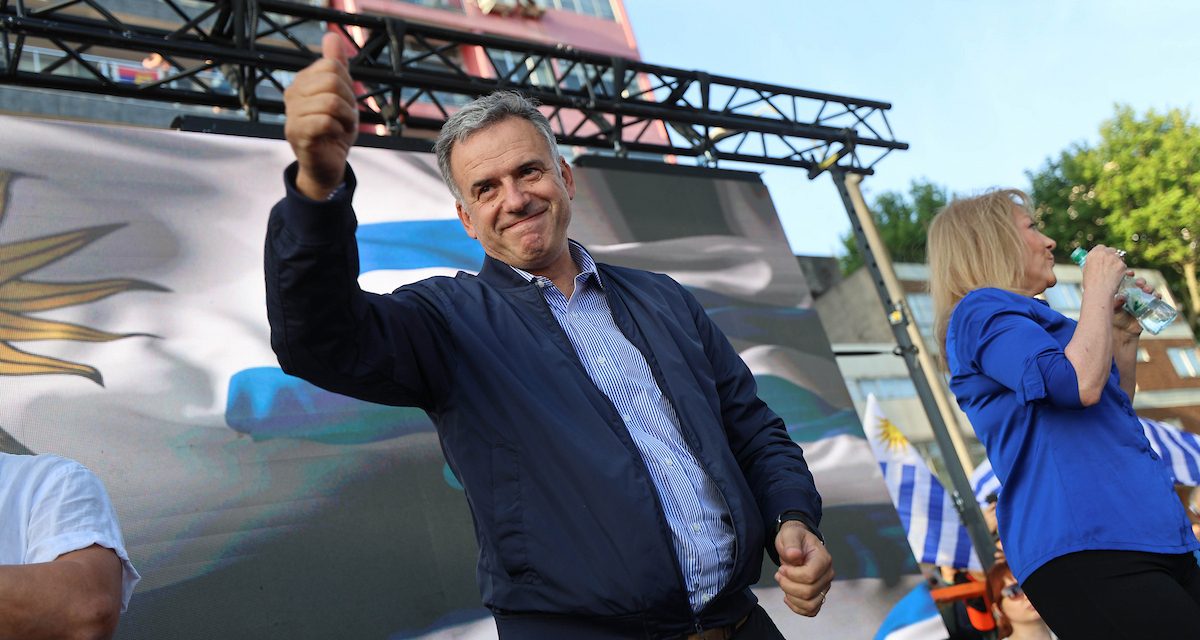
[500,181,531,213]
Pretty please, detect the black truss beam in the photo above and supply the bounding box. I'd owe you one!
[0,0,907,174]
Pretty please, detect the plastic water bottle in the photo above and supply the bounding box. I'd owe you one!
[1069,247,1178,334]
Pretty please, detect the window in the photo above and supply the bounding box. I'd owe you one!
[857,377,917,401]
[533,0,615,19]
[1137,348,1151,363]
[1045,283,1083,311]
[490,49,555,87]
[906,293,935,338]
[560,62,617,98]
[1167,348,1200,378]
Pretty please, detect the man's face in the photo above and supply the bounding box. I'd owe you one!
[450,117,575,273]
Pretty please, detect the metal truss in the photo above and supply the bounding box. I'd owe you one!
[0,0,907,174]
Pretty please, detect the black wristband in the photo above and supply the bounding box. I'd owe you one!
[777,511,824,543]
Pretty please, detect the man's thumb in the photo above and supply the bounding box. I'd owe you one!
[322,32,348,66]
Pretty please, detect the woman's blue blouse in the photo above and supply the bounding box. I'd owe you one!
[946,288,1197,583]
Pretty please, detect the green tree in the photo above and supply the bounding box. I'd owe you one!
[1027,145,1110,255]
[839,179,950,274]
[1028,106,1200,327]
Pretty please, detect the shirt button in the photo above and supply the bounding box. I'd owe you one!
[692,523,702,533]
[702,594,713,603]
[664,458,675,468]
[596,356,606,365]
[622,414,632,423]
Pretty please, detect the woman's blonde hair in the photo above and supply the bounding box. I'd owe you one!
[927,188,1033,346]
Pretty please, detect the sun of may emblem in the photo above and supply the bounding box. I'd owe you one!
[875,416,911,454]
[0,170,166,386]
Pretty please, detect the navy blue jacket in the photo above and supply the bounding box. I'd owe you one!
[264,166,822,638]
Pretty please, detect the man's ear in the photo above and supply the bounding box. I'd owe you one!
[559,157,575,200]
[456,201,478,239]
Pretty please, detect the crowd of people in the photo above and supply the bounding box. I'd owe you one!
[7,29,1200,640]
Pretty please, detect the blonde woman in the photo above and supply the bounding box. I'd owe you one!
[927,189,1200,638]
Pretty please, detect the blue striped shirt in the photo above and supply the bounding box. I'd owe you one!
[511,241,736,611]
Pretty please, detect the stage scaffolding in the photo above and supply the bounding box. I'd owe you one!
[0,0,996,568]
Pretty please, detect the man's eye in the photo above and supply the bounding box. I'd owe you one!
[521,167,542,178]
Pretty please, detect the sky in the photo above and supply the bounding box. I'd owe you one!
[622,0,1200,257]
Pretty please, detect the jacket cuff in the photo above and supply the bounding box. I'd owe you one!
[777,510,824,543]
[280,162,358,244]
[765,506,822,566]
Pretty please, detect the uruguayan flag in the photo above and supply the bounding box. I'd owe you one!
[1141,416,1200,486]
[970,458,1002,506]
[873,582,948,640]
[862,394,981,570]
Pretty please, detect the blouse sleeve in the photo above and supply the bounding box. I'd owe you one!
[951,291,1083,409]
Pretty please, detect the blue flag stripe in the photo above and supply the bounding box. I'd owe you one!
[953,519,974,569]
[921,481,944,564]
[892,463,913,534]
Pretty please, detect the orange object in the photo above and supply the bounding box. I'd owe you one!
[929,581,985,603]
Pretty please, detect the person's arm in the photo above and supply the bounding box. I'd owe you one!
[267,33,453,409]
[0,545,122,640]
[1113,327,1141,401]
[676,282,822,537]
[1062,245,1131,406]
[952,290,1085,409]
[283,32,359,200]
[674,281,832,613]
[1110,274,1156,401]
[264,173,455,409]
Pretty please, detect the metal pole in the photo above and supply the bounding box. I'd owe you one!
[832,169,995,569]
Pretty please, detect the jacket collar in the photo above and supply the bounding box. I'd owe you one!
[476,240,602,291]
[478,254,532,289]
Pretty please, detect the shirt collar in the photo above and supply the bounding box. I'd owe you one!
[508,240,604,290]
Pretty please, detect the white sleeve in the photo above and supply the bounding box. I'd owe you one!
[25,459,141,611]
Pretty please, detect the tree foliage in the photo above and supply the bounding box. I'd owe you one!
[839,179,950,274]
[1027,105,1200,323]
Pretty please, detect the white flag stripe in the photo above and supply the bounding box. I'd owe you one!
[883,615,952,640]
[969,462,1002,505]
[863,395,981,570]
[1140,417,1200,486]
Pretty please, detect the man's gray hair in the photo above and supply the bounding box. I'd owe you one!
[434,91,561,201]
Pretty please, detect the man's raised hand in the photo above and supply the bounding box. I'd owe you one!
[283,32,359,200]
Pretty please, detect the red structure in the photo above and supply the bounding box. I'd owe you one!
[333,0,641,59]
[327,0,670,147]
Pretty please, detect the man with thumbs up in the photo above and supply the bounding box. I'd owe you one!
[265,32,832,639]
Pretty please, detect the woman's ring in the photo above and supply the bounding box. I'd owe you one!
[1115,249,1127,258]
